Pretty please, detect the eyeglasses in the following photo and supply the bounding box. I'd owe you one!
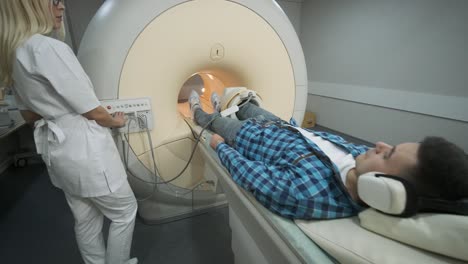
[52,0,64,7]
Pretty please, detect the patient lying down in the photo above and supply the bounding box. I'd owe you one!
[189,91,468,219]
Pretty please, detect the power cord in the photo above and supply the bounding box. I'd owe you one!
[122,112,217,201]
[122,117,157,201]
[121,94,254,202]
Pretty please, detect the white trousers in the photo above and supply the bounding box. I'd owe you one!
[64,181,138,264]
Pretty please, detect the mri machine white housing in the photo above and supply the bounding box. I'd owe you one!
[78,0,313,263]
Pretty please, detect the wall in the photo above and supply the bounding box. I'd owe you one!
[63,0,105,52]
[301,0,468,151]
[276,0,303,35]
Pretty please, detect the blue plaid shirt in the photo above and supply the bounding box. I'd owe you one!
[216,118,370,219]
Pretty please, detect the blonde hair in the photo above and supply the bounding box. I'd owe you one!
[0,0,65,87]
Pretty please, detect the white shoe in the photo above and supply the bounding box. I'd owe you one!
[189,90,201,116]
[210,92,221,112]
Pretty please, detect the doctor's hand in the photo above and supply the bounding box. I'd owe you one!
[112,112,127,128]
[83,106,127,128]
[210,134,225,150]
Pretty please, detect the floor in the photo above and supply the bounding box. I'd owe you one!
[0,162,234,264]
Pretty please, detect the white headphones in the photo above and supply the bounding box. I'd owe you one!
[357,172,468,217]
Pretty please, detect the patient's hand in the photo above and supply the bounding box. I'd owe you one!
[210,134,225,150]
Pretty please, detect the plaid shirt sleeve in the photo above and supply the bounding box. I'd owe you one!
[216,142,357,219]
[216,143,304,218]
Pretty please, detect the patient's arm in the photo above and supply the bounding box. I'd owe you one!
[216,143,298,218]
[20,110,42,124]
[217,142,344,219]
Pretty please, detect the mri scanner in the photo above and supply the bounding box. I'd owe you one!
[76,0,468,263]
[77,0,322,263]
[74,0,468,264]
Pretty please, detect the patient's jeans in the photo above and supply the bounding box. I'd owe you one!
[194,102,280,146]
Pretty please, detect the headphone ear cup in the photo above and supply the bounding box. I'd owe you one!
[357,172,411,215]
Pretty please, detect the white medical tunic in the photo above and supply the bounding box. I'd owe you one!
[12,34,126,197]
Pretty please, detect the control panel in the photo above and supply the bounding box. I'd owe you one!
[100,97,154,133]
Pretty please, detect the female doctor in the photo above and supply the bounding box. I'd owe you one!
[0,1,138,263]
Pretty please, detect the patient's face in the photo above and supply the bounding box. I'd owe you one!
[355,142,419,178]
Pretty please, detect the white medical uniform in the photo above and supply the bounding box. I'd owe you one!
[12,34,137,264]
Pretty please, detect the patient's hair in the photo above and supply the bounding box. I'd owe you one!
[411,137,468,200]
